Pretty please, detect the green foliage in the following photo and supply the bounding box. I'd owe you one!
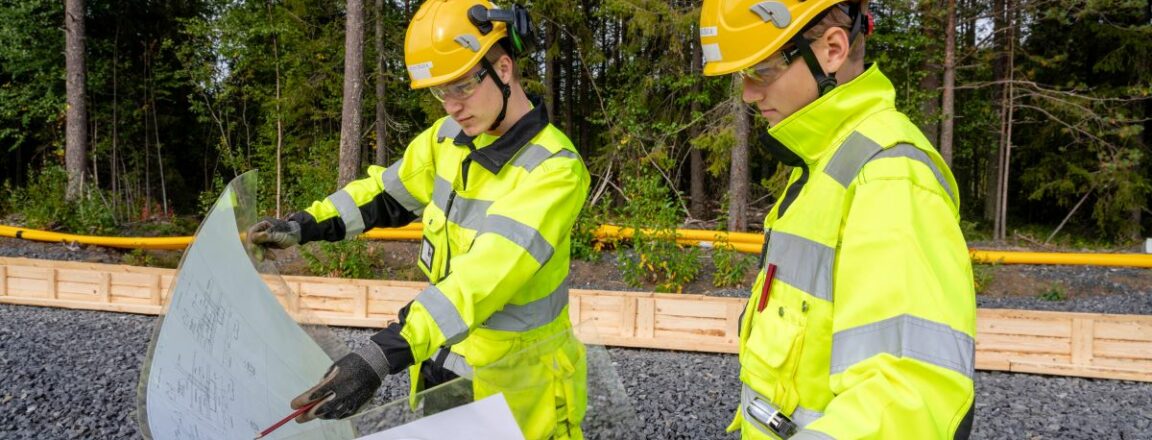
[122,249,157,267]
[300,240,375,279]
[4,165,117,234]
[615,172,700,293]
[571,206,604,262]
[712,244,755,288]
[1037,284,1066,302]
[971,263,997,295]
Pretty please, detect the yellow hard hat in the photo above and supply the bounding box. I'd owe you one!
[699,0,856,76]
[405,0,531,89]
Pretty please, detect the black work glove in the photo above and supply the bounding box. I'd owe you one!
[248,218,302,250]
[291,343,391,422]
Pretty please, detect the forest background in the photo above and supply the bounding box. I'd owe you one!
[1,0,1150,291]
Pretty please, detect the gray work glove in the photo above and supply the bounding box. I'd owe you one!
[248,218,302,250]
[291,344,390,422]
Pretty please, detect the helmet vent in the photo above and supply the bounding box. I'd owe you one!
[750,2,791,29]
[454,34,482,52]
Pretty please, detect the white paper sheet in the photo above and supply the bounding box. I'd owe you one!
[354,394,525,440]
[140,177,354,440]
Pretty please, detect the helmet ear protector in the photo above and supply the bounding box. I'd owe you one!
[468,3,535,56]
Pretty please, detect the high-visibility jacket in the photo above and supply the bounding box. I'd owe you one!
[291,101,591,440]
[730,65,976,439]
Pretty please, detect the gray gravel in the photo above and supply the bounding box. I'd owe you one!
[3,237,1152,438]
[5,302,1152,439]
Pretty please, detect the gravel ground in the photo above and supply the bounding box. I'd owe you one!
[3,238,1152,439]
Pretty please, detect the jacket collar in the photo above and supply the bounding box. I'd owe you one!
[766,64,894,165]
[453,96,550,174]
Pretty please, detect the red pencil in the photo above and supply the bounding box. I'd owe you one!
[254,399,322,439]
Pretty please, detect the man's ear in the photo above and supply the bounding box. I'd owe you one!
[498,55,515,83]
[818,26,851,74]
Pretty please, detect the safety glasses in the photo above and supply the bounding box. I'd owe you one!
[737,45,800,86]
[430,66,490,102]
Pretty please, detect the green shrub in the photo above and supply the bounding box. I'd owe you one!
[1037,284,1066,301]
[571,205,604,263]
[615,172,700,293]
[972,263,997,295]
[712,244,755,288]
[300,239,375,279]
[5,165,117,234]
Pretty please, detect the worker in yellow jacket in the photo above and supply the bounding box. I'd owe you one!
[699,1,976,438]
[249,1,590,438]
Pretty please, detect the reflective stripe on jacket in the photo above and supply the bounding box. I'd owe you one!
[294,101,591,439]
[731,65,976,440]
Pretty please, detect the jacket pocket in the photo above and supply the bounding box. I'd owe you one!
[741,294,806,414]
[418,215,448,282]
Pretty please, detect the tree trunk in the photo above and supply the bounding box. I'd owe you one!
[984,0,1009,224]
[374,0,390,166]
[65,0,88,201]
[993,0,1016,241]
[728,77,750,232]
[338,0,366,187]
[688,26,707,219]
[940,0,957,166]
[545,19,559,122]
[917,0,941,147]
[269,0,285,216]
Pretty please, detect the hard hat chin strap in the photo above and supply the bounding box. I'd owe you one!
[789,2,873,98]
[790,33,838,97]
[480,56,511,131]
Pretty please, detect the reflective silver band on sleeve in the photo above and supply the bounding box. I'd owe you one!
[824,132,884,187]
[436,117,462,142]
[825,133,958,206]
[510,145,578,173]
[482,280,569,332]
[791,406,824,428]
[479,215,554,265]
[381,159,425,215]
[871,144,958,206]
[791,430,836,440]
[327,190,364,240]
[431,348,474,380]
[831,314,975,378]
[764,231,835,302]
[415,285,469,345]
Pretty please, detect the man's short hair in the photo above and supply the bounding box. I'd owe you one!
[484,41,520,81]
[803,2,868,63]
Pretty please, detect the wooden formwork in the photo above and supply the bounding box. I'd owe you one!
[2,256,1151,382]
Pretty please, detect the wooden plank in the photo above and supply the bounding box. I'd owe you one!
[636,297,655,339]
[1094,321,1152,342]
[655,297,730,319]
[1094,339,1152,361]
[355,285,368,318]
[6,277,50,298]
[977,314,1071,338]
[725,302,743,339]
[0,265,6,296]
[99,272,111,303]
[977,333,1070,355]
[620,296,637,337]
[1071,318,1094,365]
[0,296,162,315]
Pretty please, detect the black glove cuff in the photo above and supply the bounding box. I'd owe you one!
[354,343,391,381]
[370,322,415,375]
[287,211,320,245]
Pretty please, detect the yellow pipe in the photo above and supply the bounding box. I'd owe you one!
[0,225,193,250]
[4,222,1152,268]
[971,250,1152,268]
